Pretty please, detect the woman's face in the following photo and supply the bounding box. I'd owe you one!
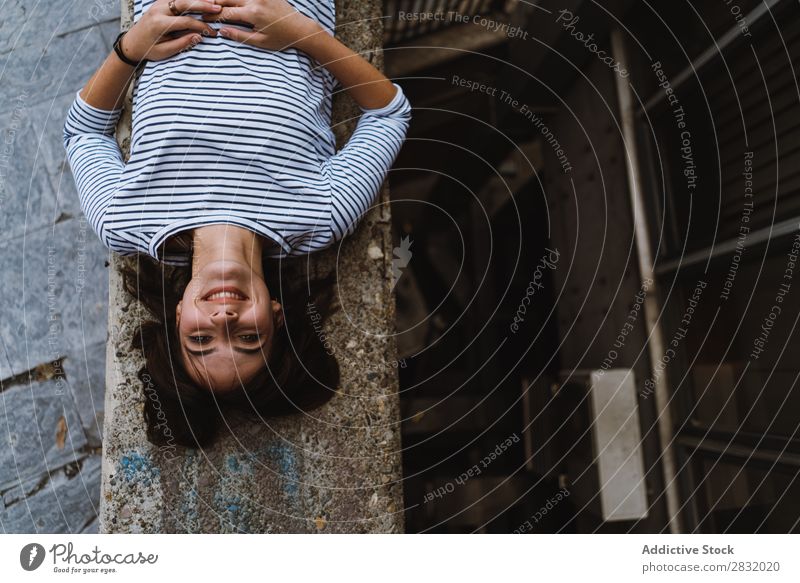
[176,259,283,393]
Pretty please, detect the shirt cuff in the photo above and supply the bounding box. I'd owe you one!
[67,90,124,136]
[359,82,410,116]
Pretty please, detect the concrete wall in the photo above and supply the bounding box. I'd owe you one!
[100,0,404,533]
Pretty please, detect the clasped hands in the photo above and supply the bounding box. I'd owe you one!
[121,0,323,62]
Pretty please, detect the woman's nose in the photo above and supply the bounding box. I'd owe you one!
[210,308,238,321]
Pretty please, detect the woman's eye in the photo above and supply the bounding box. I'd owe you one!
[189,335,212,344]
[239,334,260,343]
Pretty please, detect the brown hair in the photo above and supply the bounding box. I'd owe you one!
[120,253,340,449]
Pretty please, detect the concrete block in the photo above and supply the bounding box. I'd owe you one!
[100,0,404,533]
[64,341,107,447]
[1,454,101,533]
[0,218,109,379]
[0,0,119,55]
[0,95,82,243]
[96,19,124,50]
[0,27,108,115]
[0,378,88,491]
[81,515,99,533]
[32,91,87,179]
[2,472,47,508]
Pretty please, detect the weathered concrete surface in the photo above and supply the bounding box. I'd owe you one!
[1,453,101,533]
[0,0,119,54]
[0,379,86,491]
[0,2,119,532]
[100,0,404,533]
[0,218,109,380]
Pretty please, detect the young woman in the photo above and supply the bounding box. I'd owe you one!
[63,0,411,446]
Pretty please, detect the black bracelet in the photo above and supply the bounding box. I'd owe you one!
[113,31,146,68]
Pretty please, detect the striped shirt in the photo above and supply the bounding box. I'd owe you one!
[62,0,411,266]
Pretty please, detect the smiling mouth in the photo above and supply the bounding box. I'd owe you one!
[203,287,248,301]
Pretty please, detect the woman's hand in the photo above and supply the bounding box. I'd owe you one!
[122,0,221,61]
[201,0,323,51]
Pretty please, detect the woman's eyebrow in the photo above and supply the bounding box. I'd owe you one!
[233,345,265,355]
[186,347,217,357]
[186,343,265,356]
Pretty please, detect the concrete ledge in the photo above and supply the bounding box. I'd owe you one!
[99,0,404,533]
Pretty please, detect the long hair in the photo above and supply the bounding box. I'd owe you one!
[120,253,340,449]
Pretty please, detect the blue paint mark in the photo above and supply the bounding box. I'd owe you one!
[180,487,200,531]
[212,445,299,531]
[118,451,160,486]
[213,490,251,533]
[225,453,258,475]
[178,452,201,531]
[266,443,299,498]
[226,455,241,472]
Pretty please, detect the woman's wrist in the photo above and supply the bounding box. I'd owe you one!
[114,30,145,67]
[294,31,396,110]
[292,19,328,54]
[120,26,148,62]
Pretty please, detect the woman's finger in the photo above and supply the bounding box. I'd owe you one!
[210,0,247,6]
[179,0,225,14]
[151,32,202,59]
[201,6,247,23]
[218,26,267,46]
[165,15,217,35]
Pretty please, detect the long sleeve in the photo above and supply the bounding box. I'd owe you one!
[321,82,411,241]
[62,90,136,254]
